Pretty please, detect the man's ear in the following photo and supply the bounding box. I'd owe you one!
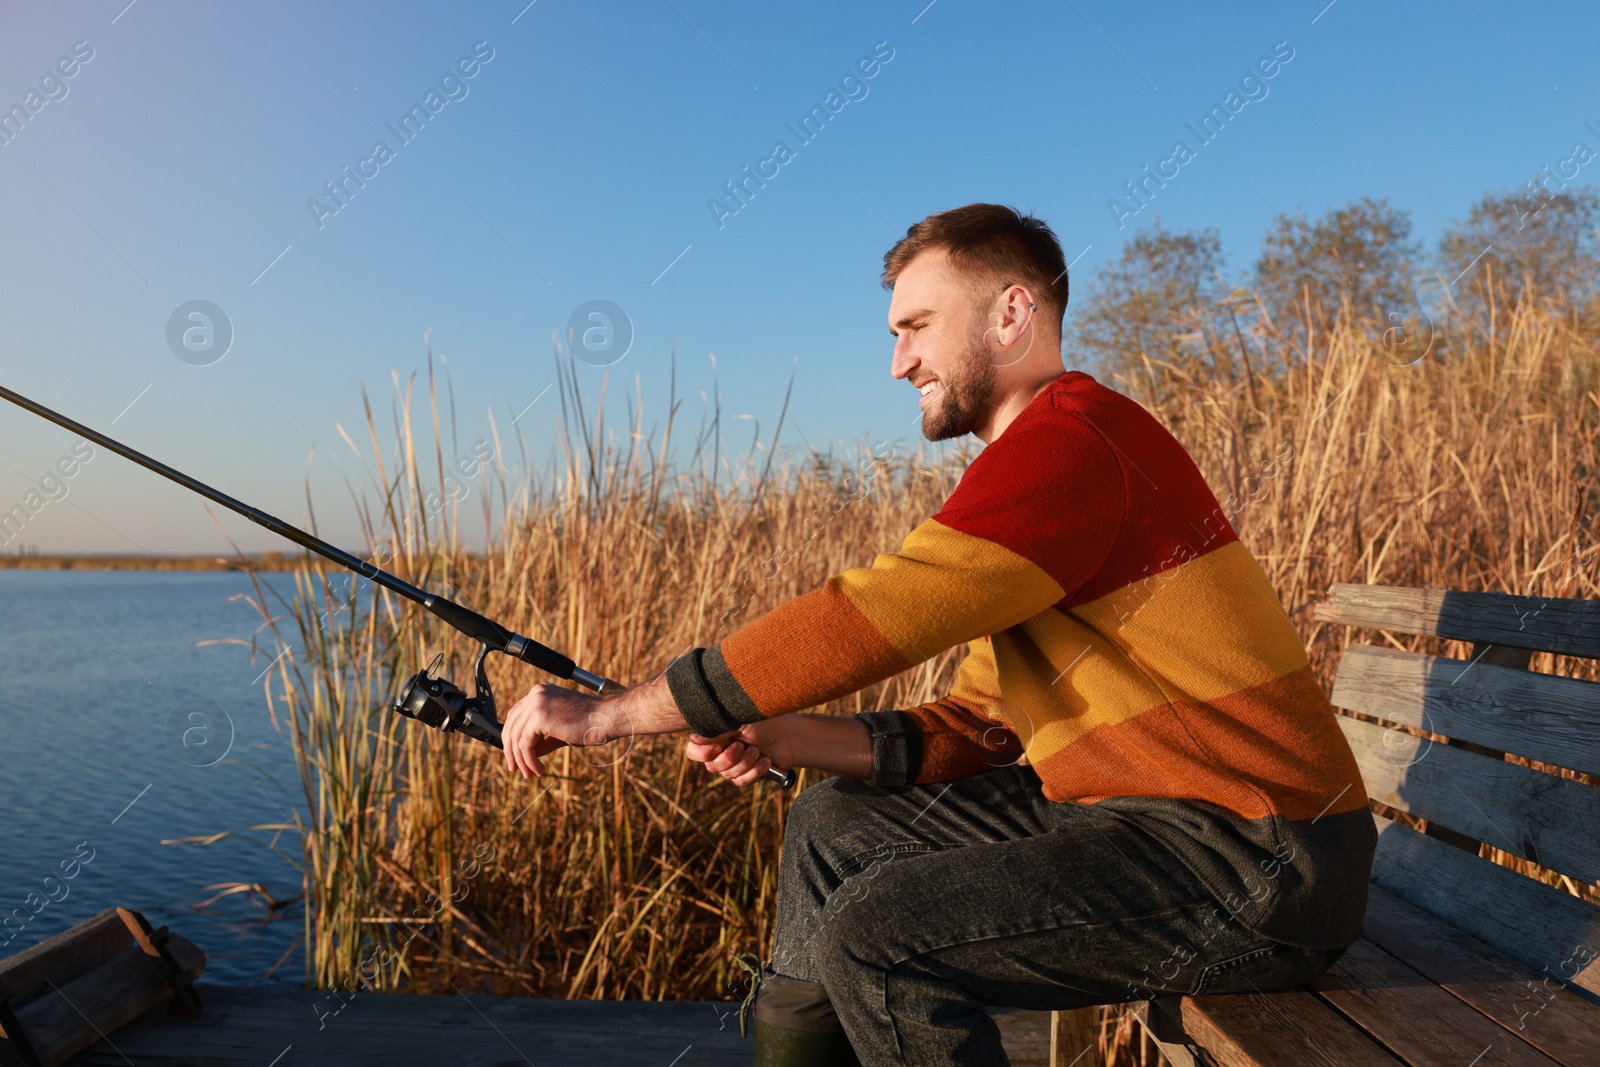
[982,284,1038,367]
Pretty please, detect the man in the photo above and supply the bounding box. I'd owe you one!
[501,203,1376,1067]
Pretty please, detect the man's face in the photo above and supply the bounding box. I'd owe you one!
[888,249,997,441]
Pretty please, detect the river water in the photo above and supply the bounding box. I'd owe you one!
[0,570,313,986]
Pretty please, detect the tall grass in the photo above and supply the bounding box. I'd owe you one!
[253,282,1598,1058]
[252,353,972,1000]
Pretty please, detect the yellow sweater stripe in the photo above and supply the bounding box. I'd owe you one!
[1074,540,1309,699]
[997,542,1311,765]
[835,519,1066,665]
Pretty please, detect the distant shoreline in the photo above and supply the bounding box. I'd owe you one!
[0,552,328,572]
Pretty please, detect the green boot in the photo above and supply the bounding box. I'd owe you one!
[737,958,861,1066]
[753,1017,862,1066]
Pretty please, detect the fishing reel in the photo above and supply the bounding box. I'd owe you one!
[392,647,507,749]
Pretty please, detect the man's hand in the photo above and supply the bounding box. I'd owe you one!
[500,683,613,779]
[500,672,690,779]
[687,720,796,788]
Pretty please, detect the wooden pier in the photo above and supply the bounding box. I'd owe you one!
[66,987,1054,1066]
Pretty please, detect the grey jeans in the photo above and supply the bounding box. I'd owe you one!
[759,766,1345,1066]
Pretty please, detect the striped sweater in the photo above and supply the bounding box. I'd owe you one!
[668,371,1375,948]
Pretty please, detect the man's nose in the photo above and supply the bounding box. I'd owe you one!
[890,339,916,380]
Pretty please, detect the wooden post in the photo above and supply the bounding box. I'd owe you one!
[115,909,202,1020]
[1049,1007,1102,1067]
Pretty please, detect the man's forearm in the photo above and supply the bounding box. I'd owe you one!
[783,715,874,779]
[599,673,690,738]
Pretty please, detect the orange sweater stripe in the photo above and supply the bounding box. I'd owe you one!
[1029,666,1369,821]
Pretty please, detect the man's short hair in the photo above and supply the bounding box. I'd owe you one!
[881,203,1069,330]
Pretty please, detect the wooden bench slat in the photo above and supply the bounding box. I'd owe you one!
[1340,715,1600,884]
[1156,987,1404,1067]
[1311,937,1560,1066]
[1370,814,1600,1002]
[0,911,130,1006]
[1316,585,1600,659]
[69,990,773,1066]
[1330,645,1600,778]
[1362,886,1600,1067]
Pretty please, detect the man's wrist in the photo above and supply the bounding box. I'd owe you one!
[855,710,920,786]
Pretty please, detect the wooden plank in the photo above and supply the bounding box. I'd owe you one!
[1330,645,1600,778]
[1130,1000,1199,1067]
[1048,1006,1101,1067]
[1473,643,1533,670]
[19,935,204,1066]
[70,990,756,1066]
[1370,814,1600,1002]
[1340,715,1600,884]
[1162,987,1403,1067]
[0,912,130,1006]
[1316,584,1600,660]
[989,1008,1052,1066]
[67,990,1047,1067]
[1311,938,1558,1066]
[1362,886,1600,1067]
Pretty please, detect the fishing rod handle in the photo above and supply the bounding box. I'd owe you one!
[571,666,612,692]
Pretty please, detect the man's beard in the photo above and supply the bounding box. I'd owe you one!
[920,322,997,441]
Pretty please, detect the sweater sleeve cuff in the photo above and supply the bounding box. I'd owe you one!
[665,646,766,737]
[855,710,923,787]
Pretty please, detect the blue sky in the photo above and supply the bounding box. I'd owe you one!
[1,0,1595,553]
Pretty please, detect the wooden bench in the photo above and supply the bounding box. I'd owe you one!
[1050,583,1600,1067]
[2,907,204,1067]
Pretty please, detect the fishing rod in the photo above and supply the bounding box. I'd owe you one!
[0,384,795,789]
